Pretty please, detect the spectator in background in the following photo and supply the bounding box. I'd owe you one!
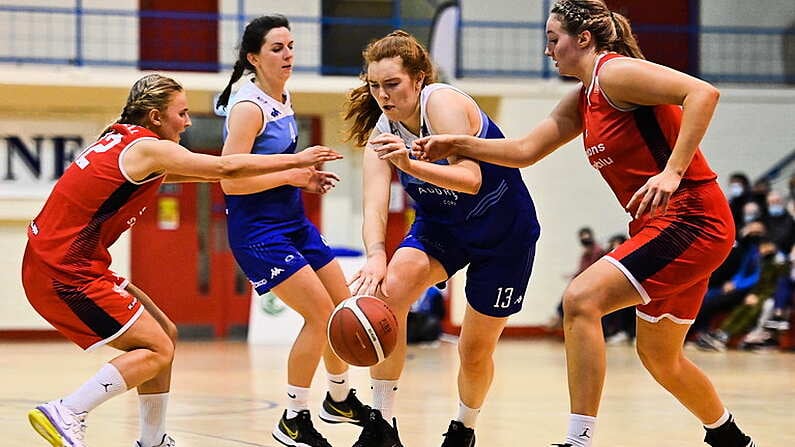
[788,174,795,216]
[727,172,753,233]
[602,234,636,345]
[765,190,795,253]
[690,221,765,338]
[548,227,606,329]
[696,238,787,352]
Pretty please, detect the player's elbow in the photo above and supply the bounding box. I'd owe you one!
[461,176,482,195]
[217,157,244,179]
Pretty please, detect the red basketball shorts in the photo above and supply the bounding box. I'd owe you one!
[605,181,735,324]
[21,244,143,350]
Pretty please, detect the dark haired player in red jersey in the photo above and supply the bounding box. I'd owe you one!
[23,74,341,447]
[413,1,756,447]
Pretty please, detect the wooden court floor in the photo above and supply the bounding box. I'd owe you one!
[2,338,794,446]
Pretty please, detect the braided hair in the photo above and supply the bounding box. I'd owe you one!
[550,0,644,59]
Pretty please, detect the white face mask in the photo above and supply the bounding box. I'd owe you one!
[768,204,785,217]
[728,183,744,199]
[743,212,760,223]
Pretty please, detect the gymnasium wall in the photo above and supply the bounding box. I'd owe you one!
[1,0,793,331]
[1,68,793,330]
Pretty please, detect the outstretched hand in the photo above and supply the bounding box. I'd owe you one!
[296,145,343,167]
[626,169,682,218]
[302,169,340,194]
[411,135,459,162]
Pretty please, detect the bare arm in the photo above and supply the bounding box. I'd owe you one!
[218,101,309,195]
[349,130,392,296]
[122,139,341,183]
[412,86,583,167]
[373,88,483,194]
[600,58,720,217]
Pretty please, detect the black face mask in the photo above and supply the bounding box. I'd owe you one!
[580,238,594,247]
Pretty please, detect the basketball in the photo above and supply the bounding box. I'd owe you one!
[328,295,399,367]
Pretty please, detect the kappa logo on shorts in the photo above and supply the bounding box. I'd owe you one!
[270,267,284,279]
[127,296,138,310]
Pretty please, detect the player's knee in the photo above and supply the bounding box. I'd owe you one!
[380,275,414,315]
[562,281,600,319]
[637,344,680,381]
[163,320,178,346]
[146,332,175,370]
[305,298,335,329]
[458,341,493,369]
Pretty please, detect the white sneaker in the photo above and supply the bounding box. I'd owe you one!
[28,400,87,447]
[135,434,176,447]
[605,331,631,345]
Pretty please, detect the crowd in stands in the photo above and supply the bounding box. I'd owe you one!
[692,173,795,352]
[553,173,795,352]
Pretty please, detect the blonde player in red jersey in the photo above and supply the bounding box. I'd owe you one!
[413,1,756,446]
[22,74,341,447]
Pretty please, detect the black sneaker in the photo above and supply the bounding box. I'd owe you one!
[272,409,332,447]
[550,444,572,447]
[319,389,366,426]
[704,417,755,447]
[440,420,475,447]
[352,407,403,447]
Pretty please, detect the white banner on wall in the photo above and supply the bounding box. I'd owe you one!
[0,120,99,198]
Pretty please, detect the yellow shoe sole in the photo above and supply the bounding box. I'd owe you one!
[28,408,67,447]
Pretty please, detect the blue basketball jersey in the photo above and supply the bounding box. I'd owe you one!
[375,83,540,252]
[223,79,304,246]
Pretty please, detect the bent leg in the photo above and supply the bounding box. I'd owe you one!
[636,318,725,423]
[272,265,337,387]
[371,247,448,381]
[457,305,508,409]
[562,259,643,416]
[315,259,351,375]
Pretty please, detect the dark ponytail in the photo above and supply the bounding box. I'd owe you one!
[216,14,290,110]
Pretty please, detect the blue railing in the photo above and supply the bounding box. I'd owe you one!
[0,3,792,84]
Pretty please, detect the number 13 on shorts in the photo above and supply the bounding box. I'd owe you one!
[494,287,515,308]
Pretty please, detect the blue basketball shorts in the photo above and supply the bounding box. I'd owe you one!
[231,220,335,295]
[398,217,538,318]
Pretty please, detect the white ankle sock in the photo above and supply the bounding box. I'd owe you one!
[456,401,480,428]
[138,393,168,447]
[286,385,310,418]
[327,371,350,402]
[704,408,730,429]
[62,363,127,414]
[371,379,399,420]
[565,413,596,447]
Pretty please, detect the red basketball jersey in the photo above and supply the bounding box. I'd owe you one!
[579,53,717,210]
[27,124,164,283]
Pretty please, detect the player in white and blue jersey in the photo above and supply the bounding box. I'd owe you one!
[344,30,541,447]
[215,15,364,447]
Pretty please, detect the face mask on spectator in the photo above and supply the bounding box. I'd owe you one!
[728,183,744,199]
[768,204,785,217]
[743,212,759,223]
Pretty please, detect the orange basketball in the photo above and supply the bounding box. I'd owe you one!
[328,295,399,367]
